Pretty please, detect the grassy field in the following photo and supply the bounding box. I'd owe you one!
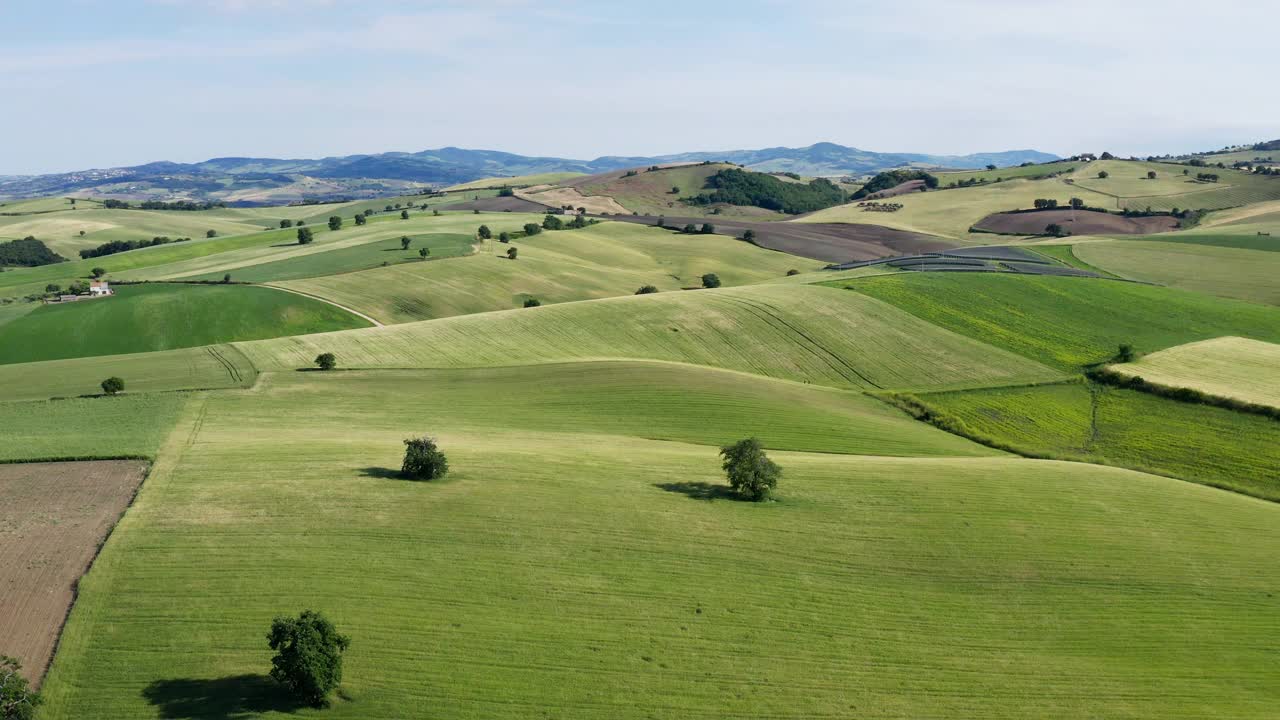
[1066,160,1280,211]
[1026,243,1120,277]
[445,173,587,191]
[1072,240,1280,306]
[0,207,266,258]
[934,159,1083,184]
[0,344,257,402]
[0,196,104,214]
[795,177,1114,241]
[270,221,825,324]
[0,283,368,365]
[915,380,1280,501]
[1110,336,1280,408]
[0,392,188,461]
[36,371,1280,718]
[179,233,475,283]
[237,283,1061,391]
[839,273,1280,370]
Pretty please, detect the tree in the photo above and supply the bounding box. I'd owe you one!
[89,266,107,278]
[69,280,89,294]
[719,438,781,501]
[267,610,351,707]
[363,209,374,217]
[507,246,519,260]
[523,297,541,307]
[477,225,492,240]
[206,230,217,238]
[1098,170,1109,179]
[498,231,510,243]
[1044,223,1068,237]
[280,219,293,228]
[522,223,541,236]
[1,655,42,720]
[297,227,313,244]
[497,186,515,197]
[786,269,801,276]
[699,223,715,234]
[354,214,366,226]
[671,185,681,194]
[473,209,481,215]
[1147,171,1157,180]
[542,215,563,230]
[101,376,124,395]
[401,236,411,250]
[314,353,336,371]
[45,283,60,294]
[635,285,658,294]
[1069,197,1084,209]
[419,247,430,259]
[681,223,697,234]
[400,210,410,220]
[701,273,721,289]
[741,229,756,243]
[986,164,997,170]
[328,216,342,231]
[223,273,231,284]
[402,436,448,480]
[1117,343,1136,363]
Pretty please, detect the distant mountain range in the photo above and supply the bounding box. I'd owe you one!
[0,143,1058,206]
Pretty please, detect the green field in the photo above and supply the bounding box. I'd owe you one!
[236,283,1062,391]
[270,221,825,324]
[179,233,475,283]
[1072,240,1280,306]
[914,380,1280,500]
[0,283,368,365]
[1066,160,1280,211]
[34,369,1280,718]
[935,159,1083,184]
[1110,336,1280,408]
[840,273,1280,370]
[0,344,257,402]
[0,207,266,258]
[444,172,587,191]
[0,393,187,461]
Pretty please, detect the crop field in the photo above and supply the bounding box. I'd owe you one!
[915,381,1280,500]
[179,233,476,283]
[0,460,150,685]
[1109,336,1280,408]
[0,196,104,214]
[972,208,1178,236]
[35,372,1280,718]
[934,159,1083,184]
[444,172,586,191]
[839,272,1280,370]
[0,344,256,402]
[237,283,1060,391]
[1065,160,1280,211]
[796,178,1115,241]
[1025,244,1120,277]
[566,164,742,216]
[270,221,825,324]
[0,208,266,258]
[0,392,188,460]
[1072,240,1280,306]
[0,283,368,365]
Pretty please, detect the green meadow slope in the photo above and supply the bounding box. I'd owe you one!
[1110,336,1280,408]
[34,371,1280,719]
[0,283,368,365]
[0,344,256,402]
[1071,240,1280,306]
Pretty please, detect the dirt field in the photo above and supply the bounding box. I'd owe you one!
[973,209,1180,236]
[608,215,952,263]
[864,179,927,199]
[0,460,148,685]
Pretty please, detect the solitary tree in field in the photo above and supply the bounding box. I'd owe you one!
[354,214,366,226]
[101,377,124,396]
[328,216,342,231]
[90,267,106,278]
[671,185,681,194]
[297,227,314,245]
[419,247,430,259]
[720,437,781,501]
[402,436,448,480]
[498,231,510,243]
[1147,171,1157,180]
[635,285,658,295]
[986,164,997,170]
[280,219,293,228]
[1098,170,1109,179]
[223,273,231,284]
[786,269,801,276]
[477,225,492,240]
[742,229,756,243]
[1,655,42,720]
[401,236,411,250]
[206,230,217,238]
[400,209,410,220]
[701,273,721,289]
[523,297,541,307]
[314,353,336,371]
[507,246,519,260]
[267,610,350,707]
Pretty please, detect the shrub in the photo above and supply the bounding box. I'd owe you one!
[1098,170,1109,179]
[267,610,350,707]
[741,229,756,243]
[1147,171,1157,179]
[542,215,563,230]
[635,285,659,295]
[354,214,366,226]
[100,376,124,395]
[1116,343,1136,363]
[44,284,60,294]
[279,219,293,228]
[402,436,448,480]
[786,269,800,276]
[498,231,510,243]
[523,297,541,307]
[314,353,337,371]
[670,185,680,194]
[296,227,314,245]
[699,223,715,234]
[206,230,217,238]
[522,223,541,236]
[701,273,721,289]
[327,216,342,231]
[507,247,519,260]
[477,225,492,239]
[719,438,781,501]
[682,223,697,234]
[1,654,42,720]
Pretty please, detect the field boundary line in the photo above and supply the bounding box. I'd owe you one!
[259,284,384,327]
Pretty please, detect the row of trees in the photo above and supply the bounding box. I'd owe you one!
[852,170,939,200]
[79,235,192,259]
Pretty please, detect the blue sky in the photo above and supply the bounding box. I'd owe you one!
[2,0,1276,174]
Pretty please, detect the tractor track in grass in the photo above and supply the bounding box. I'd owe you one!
[204,345,242,384]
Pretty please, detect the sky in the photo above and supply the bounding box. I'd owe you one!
[2,0,1277,174]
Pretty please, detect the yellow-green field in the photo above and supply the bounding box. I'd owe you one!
[1072,240,1280,306]
[1110,336,1280,408]
[444,172,587,191]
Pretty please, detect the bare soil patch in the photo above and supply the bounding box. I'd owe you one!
[0,459,148,685]
[609,215,952,263]
[863,179,927,200]
[974,209,1179,236]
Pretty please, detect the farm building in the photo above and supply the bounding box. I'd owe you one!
[89,280,113,296]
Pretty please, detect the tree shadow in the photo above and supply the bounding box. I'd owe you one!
[653,481,737,501]
[358,466,404,480]
[142,674,305,719]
